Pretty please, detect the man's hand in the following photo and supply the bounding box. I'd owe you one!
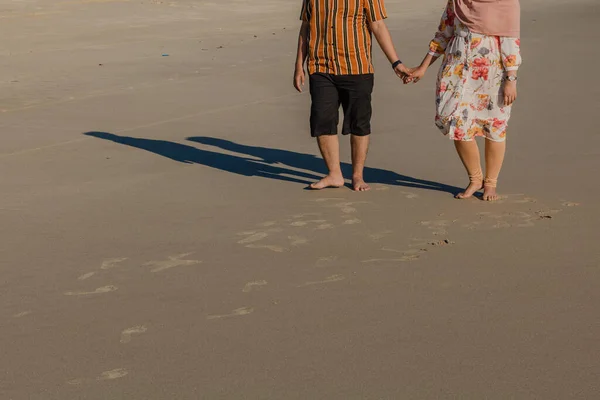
[393,63,412,80]
[294,66,305,93]
[503,80,517,106]
[369,19,411,84]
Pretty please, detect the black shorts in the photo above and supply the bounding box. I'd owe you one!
[309,73,374,137]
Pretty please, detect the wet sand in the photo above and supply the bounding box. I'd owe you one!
[1,0,599,398]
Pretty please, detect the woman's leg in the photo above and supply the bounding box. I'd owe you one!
[483,139,506,201]
[454,140,484,199]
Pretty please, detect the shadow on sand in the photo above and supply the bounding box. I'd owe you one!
[84,132,461,194]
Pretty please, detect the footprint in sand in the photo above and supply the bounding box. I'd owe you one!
[534,209,562,220]
[369,230,393,241]
[100,258,128,270]
[315,256,338,267]
[332,202,361,214]
[144,253,201,273]
[316,199,367,209]
[561,201,580,207]
[494,220,512,229]
[246,244,286,252]
[237,230,258,236]
[498,194,538,204]
[463,220,485,230]
[288,236,309,246]
[428,239,455,247]
[316,223,335,230]
[258,221,277,227]
[299,274,345,287]
[242,280,268,293]
[238,232,269,244]
[64,285,118,296]
[13,311,32,318]
[207,307,254,320]
[292,212,322,218]
[421,220,450,227]
[291,219,327,227]
[75,258,127,281]
[382,248,424,255]
[408,238,432,248]
[97,368,128,381]
[314,198,345,203]
[362,254,421,263]
[512,197,537,204]
[68,368,128,386]
[514,212,537,228]
[477,212,504,219]
[399,191,419,199]
[78,272,96,281]
[291,221,307,227]
[464,211,546,230]
[120,325,147,344]
[420,220,451,236]
[475,212,515,228]
[343,218,361,225]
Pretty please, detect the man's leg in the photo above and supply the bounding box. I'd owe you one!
[340,74,374,191]
[309,73,344,189]
[351,135,370,191]
[310,135,344,189]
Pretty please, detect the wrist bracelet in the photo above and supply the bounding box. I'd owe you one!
[391,60,403,69]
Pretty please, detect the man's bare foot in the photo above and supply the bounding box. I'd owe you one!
[455,182,483,199]
[310,174,345,190]
[352,176,370,192]
[482,185,499,201]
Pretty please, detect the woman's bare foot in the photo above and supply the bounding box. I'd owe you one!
[310,174,345,190]
[455,181,483,199]
[482,185,499,201]
[352,176,371,192]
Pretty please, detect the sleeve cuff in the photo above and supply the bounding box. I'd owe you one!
[504,66,519,71]
[370,15,388,22]
[428,51,441,57]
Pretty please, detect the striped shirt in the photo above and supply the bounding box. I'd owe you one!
[300,0,388,75]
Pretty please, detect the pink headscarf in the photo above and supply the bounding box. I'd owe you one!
[453,0,521,38]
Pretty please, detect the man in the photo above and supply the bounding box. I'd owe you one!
[294,0,410,191]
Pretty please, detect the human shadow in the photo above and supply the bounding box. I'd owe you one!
[83,132,460,194]
[83,132,321,185]
[187,136,462,195]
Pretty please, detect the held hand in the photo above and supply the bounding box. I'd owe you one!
[393,63,412,80]
[294,66,305,93]
[503,81,517,106]
[404,66,426,84]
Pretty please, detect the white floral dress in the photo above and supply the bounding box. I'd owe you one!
[429,0,522,142]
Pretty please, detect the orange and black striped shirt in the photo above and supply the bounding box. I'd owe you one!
[300,0,388,75]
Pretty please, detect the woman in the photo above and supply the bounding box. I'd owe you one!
[408,0,521,200]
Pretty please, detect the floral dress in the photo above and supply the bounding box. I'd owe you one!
[429,0,522,142]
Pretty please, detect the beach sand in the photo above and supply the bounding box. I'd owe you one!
[1,0,599,398]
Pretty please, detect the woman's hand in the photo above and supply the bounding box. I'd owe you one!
[503,81,517,106]
[404,65,426,84]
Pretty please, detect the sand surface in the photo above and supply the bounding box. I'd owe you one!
[1,0,599,398]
